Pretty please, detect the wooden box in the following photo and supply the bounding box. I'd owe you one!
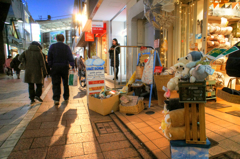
[185,103,206,145]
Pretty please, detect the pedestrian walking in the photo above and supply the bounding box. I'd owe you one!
[45,55,51,77]
[4,56,13,76]
[78,56,85,79]
[10,54,21,79]
[109,38,120,80]
[19,41,47,104]
[48,34,75,105]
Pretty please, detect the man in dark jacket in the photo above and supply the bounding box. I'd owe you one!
[48,34,75,105]
[10,54,21,79]
[19,41,47,104]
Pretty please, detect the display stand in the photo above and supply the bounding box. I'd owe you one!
[86,65,106,104]
[136,51,162,108]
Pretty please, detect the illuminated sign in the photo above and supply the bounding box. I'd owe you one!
[31,24,41,42]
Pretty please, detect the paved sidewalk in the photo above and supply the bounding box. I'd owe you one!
[7,84,148,159]
[0,73,51,158]
[115,100,240,158]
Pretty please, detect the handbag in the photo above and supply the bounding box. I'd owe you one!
[18,52,26,70]
[18,61,25,70]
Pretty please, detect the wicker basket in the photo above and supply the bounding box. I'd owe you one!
[154,75,174,91]
[119,100,144,114]
[217,89,240,104]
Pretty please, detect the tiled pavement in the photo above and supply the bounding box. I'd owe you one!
[4,78,150,159]
[115,99,240,158]
[0,73,52,158]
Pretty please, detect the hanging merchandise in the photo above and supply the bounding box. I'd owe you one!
[142,54,154,84]
[143,0,177,30]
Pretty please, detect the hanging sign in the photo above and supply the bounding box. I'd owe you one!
[85,32,94,41]
[92,22,104,34]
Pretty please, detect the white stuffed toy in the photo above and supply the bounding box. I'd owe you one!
[167,71,181,91]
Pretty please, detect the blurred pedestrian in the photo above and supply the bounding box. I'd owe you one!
[4,56,13,76]
[19,41,47,104]
[78,56,85,81]
[45,55,51,77]
[109,38,120,80]
[10,54,21,79]
[48,34,75,105]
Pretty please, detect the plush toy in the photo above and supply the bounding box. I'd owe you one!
[164,125,186,140]
[164,98,184,111]
[190,64,215,83]
[186,51,203,68]
[177,57,189,64]
[160,120,167,132]
[167,76,179,91]
[161,66,176,75]
[165,108,185,127]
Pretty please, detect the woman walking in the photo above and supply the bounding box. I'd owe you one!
[11,54,21,79]
[109,38,120,80]
[4,56,13,76]
[19,41,47,104]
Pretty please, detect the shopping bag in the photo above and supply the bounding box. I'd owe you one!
[4,67,8,75]
[142,54,154,84]
[69,72,78,86]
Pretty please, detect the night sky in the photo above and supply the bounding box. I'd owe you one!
[27,0,75,20]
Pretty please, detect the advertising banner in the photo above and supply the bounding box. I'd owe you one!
[50,31,65,43]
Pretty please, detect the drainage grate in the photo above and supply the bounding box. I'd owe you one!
[225,111,240,117]
[208,138,219,148]
[95,121,120,134]
[210,151,240,159]
[126,113,134,116]
[145,111,155,115]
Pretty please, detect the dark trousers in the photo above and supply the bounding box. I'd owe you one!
[28,83,43,101]
[112,67,119,78]
[7,68,13,76]
[51,65,69,101]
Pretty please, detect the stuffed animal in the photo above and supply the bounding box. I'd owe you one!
[190,64,215,83]
[165,108,185,127]
[177,57,189,64]
[164,125,186,140]
[186,51,203,68]
[164,98,184,111]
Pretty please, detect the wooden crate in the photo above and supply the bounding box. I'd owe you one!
[185,103,206,145]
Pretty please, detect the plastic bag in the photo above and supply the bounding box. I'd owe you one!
[68,72,78,86]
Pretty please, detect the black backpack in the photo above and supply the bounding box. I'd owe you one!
[226,42,240,77]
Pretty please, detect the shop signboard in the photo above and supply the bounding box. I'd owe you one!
[86,65,106,96]
[50,31,65,43]
[92,22,104,34]
[85,32,94,41]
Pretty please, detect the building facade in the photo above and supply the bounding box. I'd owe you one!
[0,0,34,73]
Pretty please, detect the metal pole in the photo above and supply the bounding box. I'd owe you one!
[202,0,209,54]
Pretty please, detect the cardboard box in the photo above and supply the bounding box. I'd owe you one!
[88,94,119,116]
